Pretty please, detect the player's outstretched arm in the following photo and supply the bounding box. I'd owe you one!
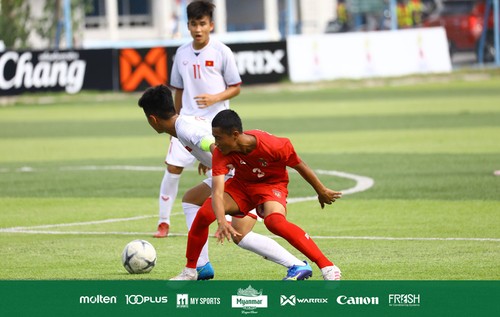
[211,175,241,243]
[292,161,342,209]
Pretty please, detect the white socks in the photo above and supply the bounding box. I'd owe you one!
[237,231,304,268]
[158,171,181,225]
[182,202,210,267]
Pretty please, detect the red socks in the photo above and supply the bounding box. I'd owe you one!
[185,204,333,270]
[185,198,216,268]
[264,213,333,269]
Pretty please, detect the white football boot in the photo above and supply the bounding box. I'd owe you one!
[170,267,198,280]
[321,265,342,280]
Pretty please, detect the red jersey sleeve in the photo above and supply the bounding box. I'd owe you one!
[279,137,302,167]
[212,147,231,177]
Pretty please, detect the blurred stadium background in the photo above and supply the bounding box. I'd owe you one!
[1,0,499,100]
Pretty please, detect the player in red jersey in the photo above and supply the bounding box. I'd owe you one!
[171,109,343,280]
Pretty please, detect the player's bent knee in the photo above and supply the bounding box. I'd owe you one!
[263,213,286,233]
[232,235,244,244]
[167,164,184,174]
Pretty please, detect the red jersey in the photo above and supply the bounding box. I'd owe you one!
[212,130,302,186]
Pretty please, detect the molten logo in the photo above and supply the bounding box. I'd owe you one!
[119,48,167,91]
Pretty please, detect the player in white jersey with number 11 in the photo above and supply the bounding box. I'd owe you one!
[154,1,242,239]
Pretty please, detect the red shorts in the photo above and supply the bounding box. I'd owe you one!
[224,178,288,218]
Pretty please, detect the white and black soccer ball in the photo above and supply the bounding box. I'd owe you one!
[122,239,157,274]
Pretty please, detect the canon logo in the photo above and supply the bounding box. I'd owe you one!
[0,51,86,94]
[336,295,379,305]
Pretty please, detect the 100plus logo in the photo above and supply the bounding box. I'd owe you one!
[125,294,168,305]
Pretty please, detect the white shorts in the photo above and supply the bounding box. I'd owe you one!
[201,169,234,187]
[165,137,198,168]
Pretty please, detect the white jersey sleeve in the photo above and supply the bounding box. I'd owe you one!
[174,115,213,168]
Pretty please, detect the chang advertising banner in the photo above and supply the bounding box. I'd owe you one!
[0,49,115,96]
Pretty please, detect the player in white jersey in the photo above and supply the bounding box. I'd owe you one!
[139,85,314,281]
[154,0,242,239]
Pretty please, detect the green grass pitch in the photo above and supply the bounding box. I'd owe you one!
[0,70,499,280]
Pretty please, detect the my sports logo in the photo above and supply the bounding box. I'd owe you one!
[119,48,167,92]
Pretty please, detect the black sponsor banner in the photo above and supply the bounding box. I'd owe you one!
[228,41,288,85]
[118,41,288,92]
[0,49,115,96]
[0,41,287,95]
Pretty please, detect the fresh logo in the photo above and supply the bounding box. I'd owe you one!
[389,294,421,307]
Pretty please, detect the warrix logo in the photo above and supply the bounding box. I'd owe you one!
[234,49,285,75]
[119,48,167,91]
[280,295,328,306]
[0,51,86,93]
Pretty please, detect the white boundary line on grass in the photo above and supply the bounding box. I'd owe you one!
[1,166,498,242]
[2,229,499,242]
[1,167,369,235]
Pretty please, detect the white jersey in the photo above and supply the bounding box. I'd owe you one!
[170,38,241,119]
[174,115,213,168]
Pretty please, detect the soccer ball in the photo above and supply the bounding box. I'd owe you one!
[122,239,157,274]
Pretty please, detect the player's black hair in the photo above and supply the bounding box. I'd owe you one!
[137,85,176,120]
[212,109,243,134]
[187,1,215,21]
